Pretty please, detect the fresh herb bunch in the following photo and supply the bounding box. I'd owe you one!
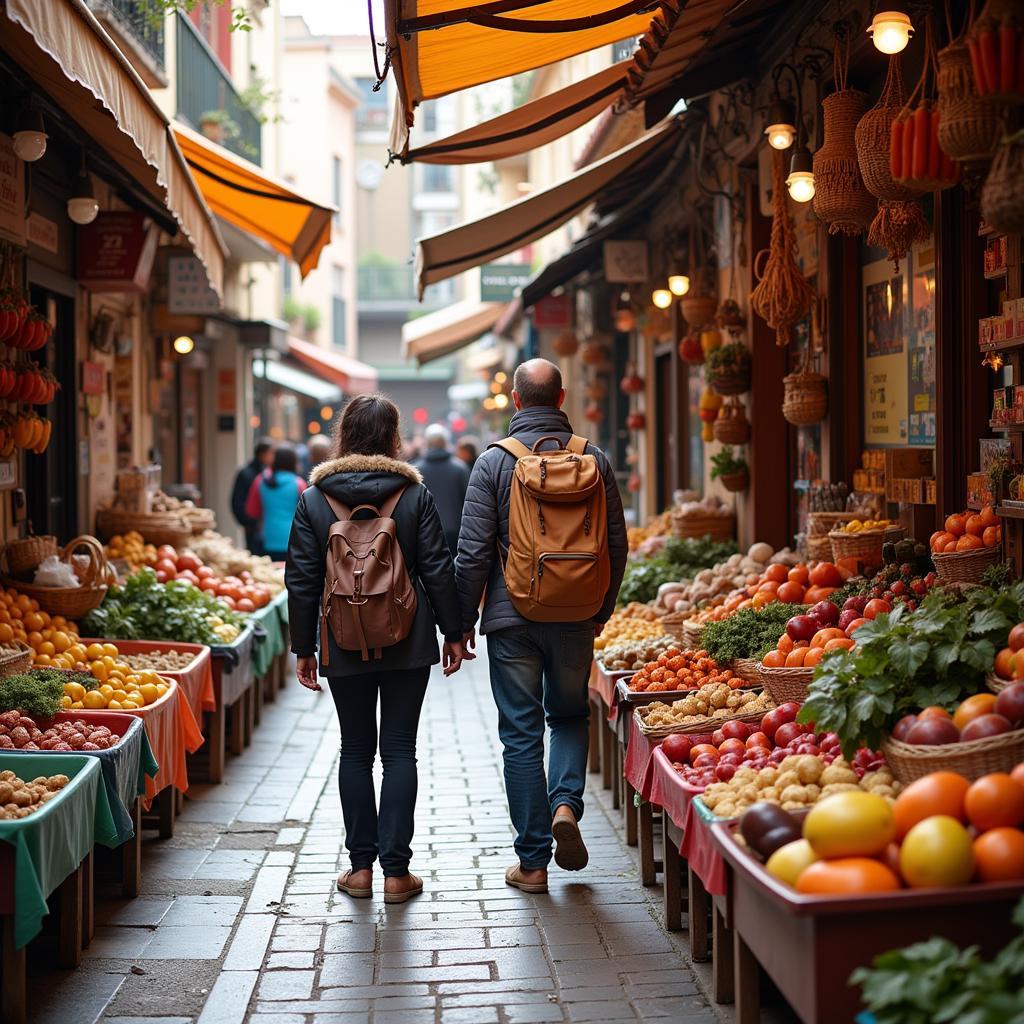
[0,670,70,718]
[800,584,1024,758]
[709,446,748,481]
[851,897,1024,1024]
[982,560,1013,589]
[83,568,244,645]
[617,536,738,606]
[699,604,795,662]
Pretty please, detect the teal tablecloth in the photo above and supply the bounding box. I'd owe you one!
[250,592,288,677]
[0,754,118,947]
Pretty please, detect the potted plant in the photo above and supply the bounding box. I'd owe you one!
[705,341,752,396]
[199,109,236,145]
[301,304,322,339]
[710,445,750,492]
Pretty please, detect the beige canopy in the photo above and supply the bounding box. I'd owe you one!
[401,300,504,365]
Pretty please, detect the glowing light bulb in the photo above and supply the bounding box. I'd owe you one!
[785,147,815,203]
[652,288,672,310]
[765,123,795,150]
[868,11,913,54]
[668,274,690,296]
[173,335,195,355]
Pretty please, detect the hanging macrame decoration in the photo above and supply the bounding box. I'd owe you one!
[855,54,930,269]
[813,38,877,236]
[750,149,815,346]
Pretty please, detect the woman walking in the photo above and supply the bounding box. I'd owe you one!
[245,445,307,562]
[285,394,467,903]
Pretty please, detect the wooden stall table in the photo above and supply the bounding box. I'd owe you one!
[623,710,665,885]
[710,818,1024,1023]
[0,754,118,1024]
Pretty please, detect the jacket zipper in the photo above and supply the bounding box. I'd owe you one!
[537,551,598,578]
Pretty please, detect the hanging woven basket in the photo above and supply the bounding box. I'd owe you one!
[937,38,1005,166]
[783,364,828,426]
[713,399,751,445]
[981,128,1024,235]
[719,467,750,493]
[814,88,877,236]
[680,293,717,329]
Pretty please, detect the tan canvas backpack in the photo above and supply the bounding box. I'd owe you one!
[491,434,610,622]
[317,487,417,663]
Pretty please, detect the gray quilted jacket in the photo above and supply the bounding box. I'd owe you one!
[454,407,628,635]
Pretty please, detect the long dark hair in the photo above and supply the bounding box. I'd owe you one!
[266,445,298,487]
[333,393,401,458]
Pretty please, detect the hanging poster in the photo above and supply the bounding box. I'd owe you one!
[908,239,936,445]
[863,259,908,444]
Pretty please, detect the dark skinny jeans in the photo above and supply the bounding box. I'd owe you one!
[327,667,429,877]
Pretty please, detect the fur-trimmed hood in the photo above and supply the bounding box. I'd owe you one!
[309,454,422,487]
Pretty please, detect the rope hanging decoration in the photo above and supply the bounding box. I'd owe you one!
[855,54,930,270]
[750,149,815,347]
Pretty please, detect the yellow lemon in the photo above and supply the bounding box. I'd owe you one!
[71,700,84,710]
[121,699,140,710]
[107,699,123,710]
[90,661,109,682]
[83,690,107,710]
[64,681,86,702]
[102,643,119,659]
[85,643,105,661]
[156,683,169,698]
[138,683,159,705]
[139,669,160,686]
[60,694,72,709]
[111,689,128,703]
[37,642,54,657]
[52,632,71,654]
[34,655,52,667]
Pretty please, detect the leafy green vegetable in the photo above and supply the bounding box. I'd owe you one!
[0,670,70,718]
[800,583,1024,758]
[616,536,738,606]
[83,568,244,645]
[851,897,1024,1024]
[699,604,795,662]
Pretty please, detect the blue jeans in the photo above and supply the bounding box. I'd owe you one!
[488,623,593,870]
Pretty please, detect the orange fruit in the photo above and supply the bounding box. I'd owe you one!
[983,525,1002,547]
[996,647,1017,679]
[966,514,986,536]
[824,637,855,652]
[796,858,901,894]
[776,634,795,655]
[945,513,967,537]
[918,706,952,721]
[974,827,1024,882]
[785,648,808,668]
[83,690,107,710]
[763,563,789,584]
[776,581,805,603]
[1010,625,1024,653]
[762,650,786,667]
[804,647,824,667]
[965,773,1024,832]
[956,534,984,551]
[979,505,998,527]
[953,693,998,732]
[892,771,970,839]
[758,580,780,594]
[787,565,810,586]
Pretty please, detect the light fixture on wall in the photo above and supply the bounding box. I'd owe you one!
[786,146,816,202]
[763,97,797,151]
[651,288,672,309]
[13,105,47,163]
[173,334,195,355]
[67,149,98,225]
[868,8,913,54]
[668,273,690,296]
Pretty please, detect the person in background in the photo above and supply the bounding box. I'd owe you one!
[231,440,273,554]
[414,424,469,558]
[245,445,307,562]
[307,433,332,471]
[455,436,479,470]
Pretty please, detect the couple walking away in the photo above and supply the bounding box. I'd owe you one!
[285,359,627,902]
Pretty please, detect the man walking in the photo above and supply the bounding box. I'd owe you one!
[231,440,273,555]
[455,359,627,893]
[415,423,469,558]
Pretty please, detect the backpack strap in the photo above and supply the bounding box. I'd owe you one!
[489,437,531,460]
[318,489,352,522]
[567,434,588,455]
[377,485,408,520]
[317,485,407,522]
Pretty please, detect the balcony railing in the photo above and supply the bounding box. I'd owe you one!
[358,265,455,307]
[88,0,165,83]
[176,15,261,165]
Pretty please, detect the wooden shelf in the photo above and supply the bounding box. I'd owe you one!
[979,223,1006,239]
[989,422,1024,432]
[985,266,1009,280]
[997,505,1024,520]
[981,337,1024,353]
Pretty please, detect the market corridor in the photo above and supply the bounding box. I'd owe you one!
[28,647,719,1024]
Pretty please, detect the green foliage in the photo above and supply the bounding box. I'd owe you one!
[704,342,751,383]
[281,294,303,323]
[301,304,322,334]
[142,0,251,32]
[851,897,1024,1024]
[83,568,244,646]
[699,604,796,663]
[982,560,1014,589]
[800,584,1024,758]
[616,536,738,606]
[0,670,77,719]
[709,446,747,481]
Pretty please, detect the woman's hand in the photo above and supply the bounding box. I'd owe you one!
[296,656,321,691]
[442,640,466,677]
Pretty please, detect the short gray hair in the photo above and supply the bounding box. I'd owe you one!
[424,423,450,449]
[513,358,562,408]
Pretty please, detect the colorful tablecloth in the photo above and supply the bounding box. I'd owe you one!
[210,622,256,708]
[0,754,117,947]
[623,711,662,801]
[250,593,287,678]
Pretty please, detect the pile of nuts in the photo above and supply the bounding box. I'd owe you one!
[121,650,197,672]
[640,684,773,729]
[597,636,676,671]
[594,605,664,651]
[0,770,69,819]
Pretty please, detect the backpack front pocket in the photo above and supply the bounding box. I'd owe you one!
[536,552,600,607]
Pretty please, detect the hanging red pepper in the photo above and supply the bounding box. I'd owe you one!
[978,27,998,93]
[902,115,915,182]
[891,117,905,179]
[927,107,941,179]
[912,104,929,179]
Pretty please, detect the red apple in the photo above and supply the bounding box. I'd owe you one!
[774,721,807,748]
[960,713,1013,742]
[995,683,1024,725]
[718,738,746,757]
[661,733,693,764]
[837,608,861,632]
[843,595,868,613]
[786,615,819,643]
[715,762,738,782]
[693,753,719,768]
[745,732,771,749]
[891,714,918,742]
[711,729,726,747]
[810,600,839,627]
[721,720,751,741]
[905,717,961,745]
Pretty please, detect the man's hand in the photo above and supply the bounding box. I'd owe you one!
[443,640,466,676]
[462,629,477,660]
[296,656,321,692]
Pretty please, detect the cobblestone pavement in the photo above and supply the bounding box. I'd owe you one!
[29,645,722,1024]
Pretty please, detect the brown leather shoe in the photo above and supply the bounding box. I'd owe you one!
[383,872,423,904]
[336,868,373,898]
[505,863,548,893]
[552,806,589,871]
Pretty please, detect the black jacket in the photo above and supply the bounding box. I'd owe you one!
[231,459,261,532]
[413,448,469,554]
[285,454,462,678]
[454,407,628,635]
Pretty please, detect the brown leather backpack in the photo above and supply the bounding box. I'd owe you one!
[317,487,417,663]
[491,434,610,622]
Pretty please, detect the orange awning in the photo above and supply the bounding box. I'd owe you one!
[174,124,334,279]
[385,0,664,150]
[287,337,379,395]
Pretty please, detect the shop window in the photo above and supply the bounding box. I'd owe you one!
[355,77,388,131]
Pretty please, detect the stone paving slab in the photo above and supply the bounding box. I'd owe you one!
[27,645,754,1024]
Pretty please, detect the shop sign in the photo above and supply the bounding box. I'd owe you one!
[27,212,58,254]
[603,240,648,283]
[81,360,105,396]
[168,255,221,314]
[532,294,571,329]
[480,262,531,302]
[77,212,158,292]
[0,135,26,247]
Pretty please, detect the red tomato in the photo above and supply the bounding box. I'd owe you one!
[236,598,256,613]
[689,744,719,765]
[200,577,219,592]
[196,566,216,580]
[863,598,892,620]
[155,558,178,578]
[176,553,201,573]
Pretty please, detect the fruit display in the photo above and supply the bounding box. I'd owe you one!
[761,607,859,668]
[104,531,158,570]
[838,519,892,533]
[593,604,665,652]
[628,648,746,693]
[0,711,121,751]
[187,531,286,595]
[639,684,773,730]
[0,769,68,820]
[929,506,1002,553]
[618,536,739,606]
[596,635,676,672]
[0,586,82,667]
[120,649,198,672]
[627,510,672,554]
[749,766,1024,894]
[59,642,170,710]
[992,619,1024,681]
[890,683,1024,746]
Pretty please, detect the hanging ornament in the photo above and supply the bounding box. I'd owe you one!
[678,332,704,365]
[585,379,608,401]
[613,290,637,332]
[580,342,610,366]
[552,330,579,357]
[699,386,723,422]
[620,364,645,394]
[584,402,605,423]
[626,410,647,431]
[627,473,642,493]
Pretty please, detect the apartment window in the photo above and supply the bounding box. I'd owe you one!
[354,76,388,131]
[422,104,437,133]
[421,163,453,193]
[332,156,342,225]
[282,256,293,296]
[332,265,345,297]
[332,297,347,348]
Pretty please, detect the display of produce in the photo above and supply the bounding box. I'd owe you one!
[104,531,158,570]
[837,519,892,533]
[120,649,198,672]
[0,711,121,751]
[628,648,746,693]
[698,604,795,664]
[930,506,1002,552]
[890,684,1024,745]
[639,684,773,729]
[0,586,81,666]
[82,568,244,645]
[0,669,72,718]
[627,510,672,553]
[593,604,664,651]
[189,532,286,594]
[596,635,676,672]
[991,618,1024,681]
[60,645,169,711]
[0,768,68,819]
[618,536,739,606]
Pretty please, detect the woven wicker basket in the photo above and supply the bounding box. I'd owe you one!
[986,670,1011,694]
[829,527,888,566]
[682,620,705,649]
[806,534,835,562]
[882,728,1024,784]
[96,508,193,548]
[757,664,813,704]
[732,658,761,685]
[713,403,750,445]
[813,88,876,236]
[671,510,734,542]
[659,612,688,641]
[679,294,717,329]
[185,508,216,534]
[807,511,853,536]
[932,544,1001,584]
[981,131,1024,237]
[4,534,58,576]
[1,535,108,619]
[709,367,751,397]
[719,467,749,493]
[782,369,828,425]
[0,642,33,678]
[937,40,1004,166]
[635,696,775,739]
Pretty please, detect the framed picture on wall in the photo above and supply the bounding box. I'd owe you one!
[862,257,909,445]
